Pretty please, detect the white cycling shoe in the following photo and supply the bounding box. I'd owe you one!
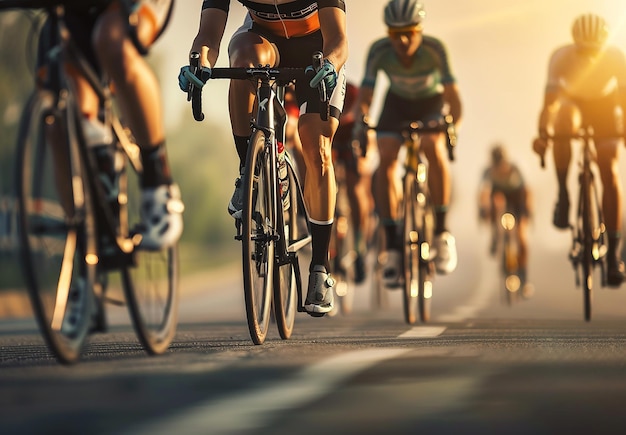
[433,231,458,274]
[138,184,184,251]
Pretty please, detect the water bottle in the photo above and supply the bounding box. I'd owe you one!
[277,141,290,211]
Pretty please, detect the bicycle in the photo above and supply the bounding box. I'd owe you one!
[496,207,522,305]
[185,53,329,344]
[372,116,456,324]
[540,127,608,321]
[5,0,179,364]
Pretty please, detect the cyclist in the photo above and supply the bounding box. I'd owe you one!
[478,144,532,290]
[352,0,462,287]
[333,81,378,283]
[39,1,184,251]
[178,0,348,315]
[532,13,626,287]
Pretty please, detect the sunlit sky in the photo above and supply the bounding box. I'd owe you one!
[153,0,626,245]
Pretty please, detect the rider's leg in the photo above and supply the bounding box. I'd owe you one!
[374,135,403,251]
[551,102,580,229]
[93,9,183,249]
[420,132,451,234]
[346,164,369,282]
[421,131,457,274]
[299,113,338,270]
[596,139,625,286]
[223,31,278,217]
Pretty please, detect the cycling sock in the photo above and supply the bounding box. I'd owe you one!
[234,135,249,169]
[310,222,333,271]
[141,142,172,188]
[435,206,448,234]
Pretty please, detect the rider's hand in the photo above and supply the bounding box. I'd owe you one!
[178,65,192,92]
[532,137,548,158]
[351,119,369,149]
[306,59,338,96]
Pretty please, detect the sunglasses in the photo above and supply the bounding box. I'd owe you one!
[387,25,422,39]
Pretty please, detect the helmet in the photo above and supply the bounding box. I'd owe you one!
[384,0,426,28]
[572,14,608,49]
[491,144,506,166]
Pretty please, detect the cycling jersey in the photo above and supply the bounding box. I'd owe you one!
[203,0,346,38]
[546,44,626,136]
[547,45,626,101]
[361,35,455,100]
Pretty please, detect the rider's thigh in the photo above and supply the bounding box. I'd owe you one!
[419,132,446,160]
[376,135,402,168]
[228,28,278,67]
[553,99,582,135]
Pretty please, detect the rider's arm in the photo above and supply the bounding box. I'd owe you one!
[537,52,563,134]
[353,86,374,124]
[443,82,462,128]
[318,3,348,72]
[191,5,229,68]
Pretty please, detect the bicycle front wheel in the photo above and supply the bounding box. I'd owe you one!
[402,173,420,324]
[580,168,598,321]
[16,90,96,364]
[122,149,180,355]
[243,130,275,344]
[274,159,301,339]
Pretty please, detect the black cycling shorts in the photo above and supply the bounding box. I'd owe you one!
[377,92,445,134]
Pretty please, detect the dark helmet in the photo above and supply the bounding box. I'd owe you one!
[384,0,426,28]
[491,144,507,165]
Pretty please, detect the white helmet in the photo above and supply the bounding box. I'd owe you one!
[572,13,608,49]
[384,0,426,28]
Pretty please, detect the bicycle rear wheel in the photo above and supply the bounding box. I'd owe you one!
[121,147,180,355]
[402,173,420,324]
[243,130,274,344]
[274,159,301,339]
[16,90,96,364]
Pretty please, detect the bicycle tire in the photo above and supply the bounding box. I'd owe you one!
[274,159,300,339]
[581,167,595,321]
[16,90,96,364]
[402,173,420,324]
[242,130,274,344]
[118,149,180,355]
[418,197,434,323]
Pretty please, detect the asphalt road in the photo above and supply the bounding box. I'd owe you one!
[2,231,626,434]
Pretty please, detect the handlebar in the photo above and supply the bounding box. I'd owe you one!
[185,51,329,122]
[369,115,457,162]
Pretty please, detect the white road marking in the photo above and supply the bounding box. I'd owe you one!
[126,348,410,435]
[398,326,447,338]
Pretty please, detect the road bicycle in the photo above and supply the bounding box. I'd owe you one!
[495,207,522,305]
[372,116,456,324]
[185,53,330,343]
[5,0,179,364]
[541,127,608,321]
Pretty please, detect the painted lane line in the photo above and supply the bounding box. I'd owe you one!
[398,326,447,338]
[126,348,410,435]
